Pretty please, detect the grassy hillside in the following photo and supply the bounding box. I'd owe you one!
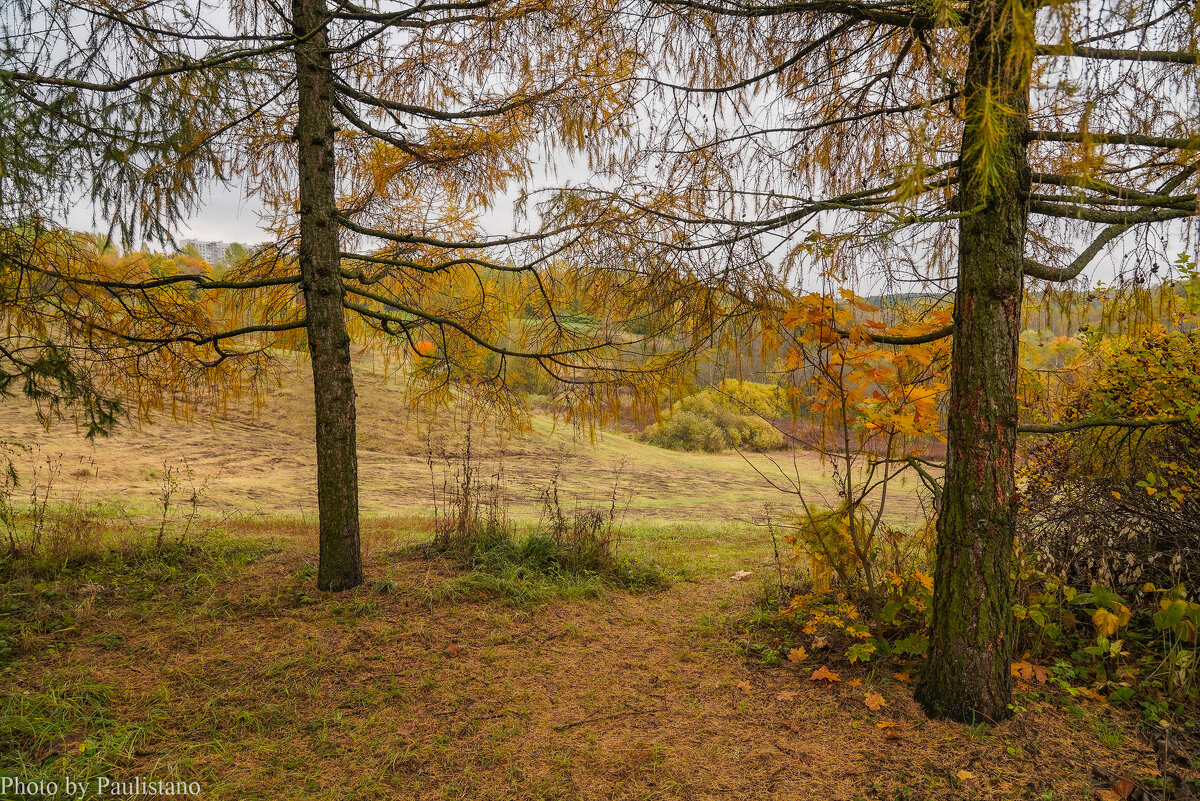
[0,356,929,531]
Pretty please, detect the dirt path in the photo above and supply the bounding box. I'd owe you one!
[9,544,1166,801]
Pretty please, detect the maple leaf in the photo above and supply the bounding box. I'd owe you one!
[847,678,863,687]
[788,647,808,663]
[892,672,910,682]
[864,692,887,711]
[956,770,975,781]
[736,680,751,692]
[781,308,807,330]
[1033,665,1049,684]
[775,690,797,701]
[810,666,841,683]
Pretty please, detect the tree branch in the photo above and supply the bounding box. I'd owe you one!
[1029,130,1200,151]
[1036,44,1200,65]
[835,323,955,345]
[1019,416,1191,434]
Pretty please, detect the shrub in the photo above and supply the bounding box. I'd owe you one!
[643,410,729,452]
[1019,331,1200,593]
[642,380,789,452]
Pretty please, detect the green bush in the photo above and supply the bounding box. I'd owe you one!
[642,380,788,452]
[708,379,791,419]
[643,410,729,452]
[729,415,785,451]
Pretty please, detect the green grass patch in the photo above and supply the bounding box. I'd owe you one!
[419,523,668,608]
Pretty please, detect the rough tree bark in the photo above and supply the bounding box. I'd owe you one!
[293,0,363,591]
[915,0,1032,721]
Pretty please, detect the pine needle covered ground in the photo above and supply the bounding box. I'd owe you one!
[0,533,1179,800]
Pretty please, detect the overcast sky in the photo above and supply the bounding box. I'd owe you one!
[64,163,1197,293]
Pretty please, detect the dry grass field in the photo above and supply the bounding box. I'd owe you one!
[0,356,930,530]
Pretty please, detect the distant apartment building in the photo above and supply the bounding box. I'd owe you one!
[181,239,230,265]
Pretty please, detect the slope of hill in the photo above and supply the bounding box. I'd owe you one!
[0,357,929,527]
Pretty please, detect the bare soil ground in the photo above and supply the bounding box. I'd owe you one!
[3,536,1173,801]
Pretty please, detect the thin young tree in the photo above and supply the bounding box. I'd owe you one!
[542,0,1199,719]
[2,0,744,589]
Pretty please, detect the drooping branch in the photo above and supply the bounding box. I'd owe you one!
[1022,227,1128,282]
[835,323,955,345]
[2,37,297,94]
[649,0,955,30]
[1019,416,1191,434]
[1029,130,1200,151]
[1024,164,1200,282]
[1028,201,1194,225]
[1035,44,1200,65]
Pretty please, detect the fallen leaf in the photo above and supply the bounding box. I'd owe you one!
[1112,775,1135,799]
[884,731,903,741]
[864,692,887,711]
[731,570,753,581]
[1096,791,1123,801]
[847,678,863,687]
[1033,664,1049,684]
[892,672,910,682]
[875,720,897,729]
[775,690,797,701]
[782,720,802,733]
[956,770,975,781]
[1011,660,1033,680]
[736,680,751,692]
[812,636,828,649]
[445,643,461,657]
[810,666,841,683]
[788,647,808,663]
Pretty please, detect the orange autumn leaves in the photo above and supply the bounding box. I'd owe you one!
[806,665,888,713]
[780,289,952,447]
[809,665,840,683]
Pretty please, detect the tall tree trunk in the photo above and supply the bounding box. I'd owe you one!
[293,0,363,591]
[915,0,1032,721]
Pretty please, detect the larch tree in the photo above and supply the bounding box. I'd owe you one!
[2,0,747,589]
[542,0,1200,719]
